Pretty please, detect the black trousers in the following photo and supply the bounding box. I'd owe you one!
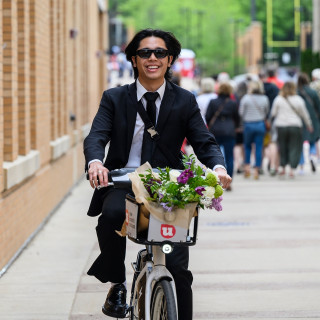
[87,186,193,320]
[277,126,303,168]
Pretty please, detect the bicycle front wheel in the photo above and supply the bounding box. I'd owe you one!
[150,279,177,320]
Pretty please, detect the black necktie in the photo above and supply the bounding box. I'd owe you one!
[141,92,159,165]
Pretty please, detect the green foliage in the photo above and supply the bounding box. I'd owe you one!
[214,184,223,198]
[138,154,223,211]
[204,172,218,187]
[301,49,320,77]
[236,0,312,63]
[111,0,247,76]
[109,0,313,74]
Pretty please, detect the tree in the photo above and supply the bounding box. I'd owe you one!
[109,0,312,75]
[111,0,247,76]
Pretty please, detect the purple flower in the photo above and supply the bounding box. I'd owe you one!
[177,169,194,184]
[160,202,173,212]
[195,186,205,196]
[186,160,193,167]
[210,196,223,211]
[144,178,161,197]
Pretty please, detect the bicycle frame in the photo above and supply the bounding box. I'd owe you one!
[128,211,198,320]
[130,245,178,320]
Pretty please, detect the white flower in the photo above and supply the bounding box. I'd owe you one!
[169,169,181,182]
[181,185,190,192]
[200,197,212,208]
[202,186,215,198]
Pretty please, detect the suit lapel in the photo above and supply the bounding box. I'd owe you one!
[156,81,175,133]
[126,83,138,156]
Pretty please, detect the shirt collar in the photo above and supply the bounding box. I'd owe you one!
[136,79,166,102]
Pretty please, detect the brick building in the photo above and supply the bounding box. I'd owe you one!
[238,21,263,74]
[0,0,108,273]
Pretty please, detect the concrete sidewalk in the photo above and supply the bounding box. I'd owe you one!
[1,166,320,320]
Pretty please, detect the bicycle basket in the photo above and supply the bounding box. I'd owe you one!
[125,194,198,246]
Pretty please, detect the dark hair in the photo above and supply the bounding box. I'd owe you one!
[267,69,275,78]
[125,28,181,80]
[297,72,310,88]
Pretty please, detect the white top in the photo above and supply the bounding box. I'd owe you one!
[271,95,312,128]
[239,94,269,122]
[196,93,218,124]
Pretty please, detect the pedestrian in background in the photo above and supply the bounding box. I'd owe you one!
[271,81,313,178]
[310,68,320,162]
[266,68,284,89]
[297,73,320,173]
[206,82,240,190]
[259,71,280,176]
[233,79,249,174]
[239,80,269,179]
[196,77,217,124]
[310,68,320,98]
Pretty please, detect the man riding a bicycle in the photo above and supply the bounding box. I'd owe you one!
[84,28,232,319]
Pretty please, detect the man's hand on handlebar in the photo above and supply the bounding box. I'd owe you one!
[88,161,109,189]
[214,167,232,190]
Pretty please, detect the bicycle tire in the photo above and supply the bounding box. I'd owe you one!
[150,279,177,320]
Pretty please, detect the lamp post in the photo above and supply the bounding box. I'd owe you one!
[180,7,192,48]
[295,6,302,70]
[195,10,204,49]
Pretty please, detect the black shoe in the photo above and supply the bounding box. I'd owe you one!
[102,284,128,318]
[310,159,316,173]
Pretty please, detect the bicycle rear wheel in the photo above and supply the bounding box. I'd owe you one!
[150,279,177,320]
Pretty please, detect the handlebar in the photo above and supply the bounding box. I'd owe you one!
[86,168,136,189]
[86,168,160,189]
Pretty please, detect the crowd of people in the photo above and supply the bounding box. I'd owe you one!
[188,68,320,190]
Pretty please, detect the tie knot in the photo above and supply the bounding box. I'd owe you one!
[144,92,159,103]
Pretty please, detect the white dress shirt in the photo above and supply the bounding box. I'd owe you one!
[125,79,166,167]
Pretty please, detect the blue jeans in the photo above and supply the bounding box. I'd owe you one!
[215,136,236,177]
[299,142,317,165]
[243,121,265,168]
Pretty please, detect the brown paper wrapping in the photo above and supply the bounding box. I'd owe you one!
[116,162,197,237]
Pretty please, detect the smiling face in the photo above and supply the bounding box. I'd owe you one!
[132,36,173,91]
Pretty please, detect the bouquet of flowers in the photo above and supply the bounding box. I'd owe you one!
[139,154,224,212]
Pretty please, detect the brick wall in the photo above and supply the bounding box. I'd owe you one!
[3,0,19,162]
[17,0,31,156]
[0,0,3,191]
[0,0,108,272]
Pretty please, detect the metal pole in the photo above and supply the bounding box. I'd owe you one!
[234,21,237,76]
[186,8,191,48]
[251,0,256,22]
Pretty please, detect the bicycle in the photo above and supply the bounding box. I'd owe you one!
[94,168,199,320]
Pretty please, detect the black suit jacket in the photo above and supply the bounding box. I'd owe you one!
[84,81,225,216]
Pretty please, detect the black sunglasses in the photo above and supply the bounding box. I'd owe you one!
[136,49,169,59]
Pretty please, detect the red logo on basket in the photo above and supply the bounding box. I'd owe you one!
[160,224,176,238]
[125,209,129,225]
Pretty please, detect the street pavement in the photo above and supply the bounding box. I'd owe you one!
[0,161,320,320]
